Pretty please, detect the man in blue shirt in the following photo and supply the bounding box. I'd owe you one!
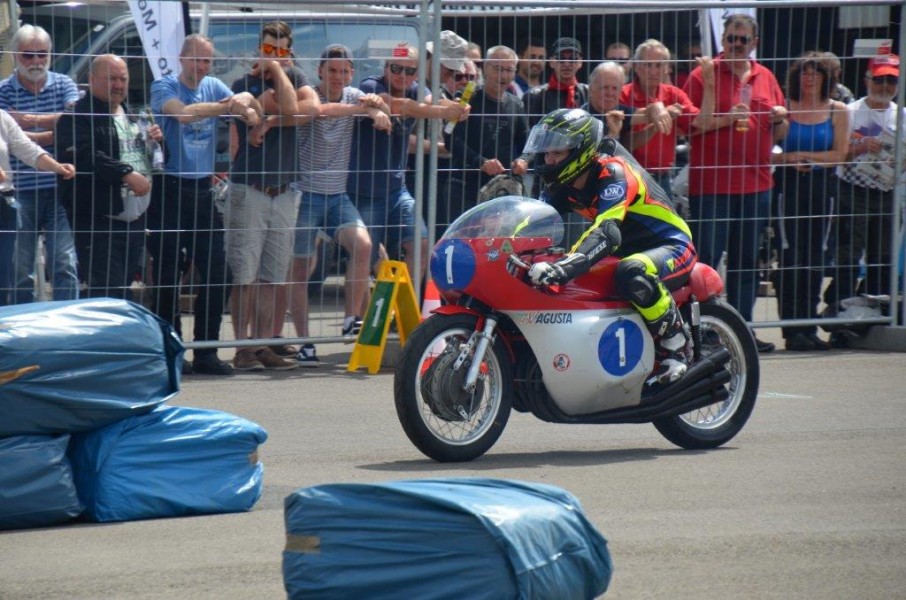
[149,33,262,375]
[347,43,468,281]
[0,24,80,304]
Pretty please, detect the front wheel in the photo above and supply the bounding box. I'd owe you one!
[653,299,760,449]
[394,314,513,462]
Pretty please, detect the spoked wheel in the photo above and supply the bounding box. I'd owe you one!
[654,299,760,449]
[394,313,513,462]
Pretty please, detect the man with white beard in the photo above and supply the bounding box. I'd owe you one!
[0,24,80,304]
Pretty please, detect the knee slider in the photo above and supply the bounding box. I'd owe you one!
[615,260,660,308]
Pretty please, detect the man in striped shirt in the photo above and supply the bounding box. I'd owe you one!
[283,43,391,366]
[0,24,80,304]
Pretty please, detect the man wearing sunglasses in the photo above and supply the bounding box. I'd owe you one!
[0,24,80,305]
[227,21,320,372]
[524,37,589,128]
[681,13,787,354]
[447,46,530,234]
[408,30,469,239]
[348,43,468,281]
[822,53,905,345]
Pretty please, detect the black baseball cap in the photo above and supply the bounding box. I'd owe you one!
[551,37,582,56]
[320,44,353,66]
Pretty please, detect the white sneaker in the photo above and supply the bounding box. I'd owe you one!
[295,344,321,367]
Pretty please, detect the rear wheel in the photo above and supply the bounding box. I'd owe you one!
[394,314,512,462]
[653,299,759,449]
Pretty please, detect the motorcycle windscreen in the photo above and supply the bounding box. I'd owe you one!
[441,195,564,243]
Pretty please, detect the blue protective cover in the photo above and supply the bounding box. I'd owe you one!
[69,405,267,522]
[0,298,184,437]
[283,478,612,600]
[0,435,83,530]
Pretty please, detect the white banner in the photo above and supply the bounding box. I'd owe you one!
[128,0,185,80]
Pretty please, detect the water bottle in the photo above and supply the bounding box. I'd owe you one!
[144,108,165,171]
[443,81,475,136]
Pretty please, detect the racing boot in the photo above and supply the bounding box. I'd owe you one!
[646,303,691,385]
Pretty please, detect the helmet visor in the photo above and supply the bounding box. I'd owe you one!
[523,126,579,154]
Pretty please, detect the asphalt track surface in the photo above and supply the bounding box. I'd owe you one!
[2,327,905,599]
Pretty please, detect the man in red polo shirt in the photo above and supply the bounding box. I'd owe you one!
[620,38,701,201]
[682,13,787,353]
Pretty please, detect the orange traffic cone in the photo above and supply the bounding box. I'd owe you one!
[421,278,441,320]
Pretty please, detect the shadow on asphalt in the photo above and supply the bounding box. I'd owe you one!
[357,446,727,472]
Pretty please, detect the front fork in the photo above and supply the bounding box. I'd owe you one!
[688,296,702,362]
[452,315,499,394]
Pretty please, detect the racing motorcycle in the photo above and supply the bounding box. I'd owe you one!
[394,196,759,462]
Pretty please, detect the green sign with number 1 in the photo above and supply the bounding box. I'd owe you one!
[359,280,395,347]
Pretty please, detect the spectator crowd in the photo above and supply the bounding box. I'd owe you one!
[0,14,901,374]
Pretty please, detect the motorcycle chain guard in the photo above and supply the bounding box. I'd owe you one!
[420,343,485,422]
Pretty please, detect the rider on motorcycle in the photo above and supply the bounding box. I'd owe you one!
[523,108,697,384]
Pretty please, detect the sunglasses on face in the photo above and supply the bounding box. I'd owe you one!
[725,34,752,45]
[388,63,417,76]
[455,73,477,82]
[871,75,898,86]
[261,43,292,58]
[19,50,49,60]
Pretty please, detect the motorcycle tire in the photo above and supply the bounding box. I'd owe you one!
[653,298,760,449]
[394,313,513,462]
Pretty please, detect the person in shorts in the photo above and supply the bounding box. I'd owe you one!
[287,43,391,366]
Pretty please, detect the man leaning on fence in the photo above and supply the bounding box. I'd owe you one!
[681,13,787,353]
[0,24,80,304]
[347,43,468,281]
[448,45,529,220]
[149,33,263,376]
[822,53,904,348]
[284,43,391,367]
[56,54,160,302]
[227,20,319,372]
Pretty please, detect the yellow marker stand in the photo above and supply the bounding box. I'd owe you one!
[347,260,422,374]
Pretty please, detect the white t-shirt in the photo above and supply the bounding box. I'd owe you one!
[836,97,906,192]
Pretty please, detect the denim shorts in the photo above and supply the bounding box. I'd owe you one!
[353,187,427,264]
[294,191,366,258]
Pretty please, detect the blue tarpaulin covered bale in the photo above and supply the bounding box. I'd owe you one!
[69,406,267,522]
[283,478,612,599]
[0,299,183,438]
[0,434,83,530]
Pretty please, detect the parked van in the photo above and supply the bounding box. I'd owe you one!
[56,9,420,105]
[37,6,419,172]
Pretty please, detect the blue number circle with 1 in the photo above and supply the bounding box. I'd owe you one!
[430,240,476,291]
[598,319,644,376]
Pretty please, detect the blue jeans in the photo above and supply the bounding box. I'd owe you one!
[354,186,427,266]
[689,192,770,322]
[12,187,79,303]
[294,191,366,258]
[0,196,16,305]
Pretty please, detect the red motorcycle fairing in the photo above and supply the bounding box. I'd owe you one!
[431,237,628,312]
[429,236,724,312]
